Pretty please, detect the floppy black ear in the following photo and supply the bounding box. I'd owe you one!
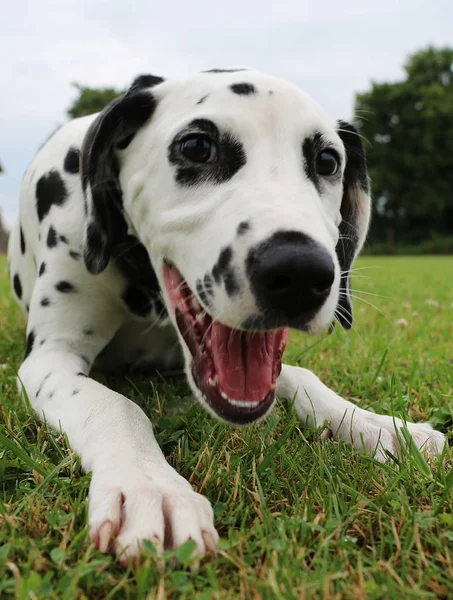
[335,121,371,329]
[81,74,164,274]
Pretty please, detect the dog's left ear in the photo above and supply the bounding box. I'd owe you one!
[335,120,371,329]
[81,74,164,275]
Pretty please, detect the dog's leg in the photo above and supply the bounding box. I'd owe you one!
[18,276,218,562]
[277,364,445,460]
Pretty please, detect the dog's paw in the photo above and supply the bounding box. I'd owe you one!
[88,472,218,564]
[323,410,446,462]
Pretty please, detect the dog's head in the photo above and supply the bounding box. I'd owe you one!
[81,69,371,425]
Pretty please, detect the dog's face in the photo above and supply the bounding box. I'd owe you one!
[82,69,371,425]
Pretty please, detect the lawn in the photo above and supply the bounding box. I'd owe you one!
[0,255,452,599]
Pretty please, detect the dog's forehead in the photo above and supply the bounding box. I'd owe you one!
[152,70,335,131]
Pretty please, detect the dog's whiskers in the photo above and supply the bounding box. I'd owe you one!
[348,288,389,299]
[334,304,367,347]
[338,291,392,325]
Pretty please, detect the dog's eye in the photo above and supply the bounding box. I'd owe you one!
[180,135,218,163]
[316,150,339,176]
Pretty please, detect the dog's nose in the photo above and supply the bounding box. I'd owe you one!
[247,231,335,320]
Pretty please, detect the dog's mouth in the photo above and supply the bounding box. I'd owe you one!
[163,263,288,424]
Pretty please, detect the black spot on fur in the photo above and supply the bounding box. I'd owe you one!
[212,246,240,297]
[83,328,94,336]
[168,119,246,187]
[69,250,81,260]
[203,68,247,73]
[24,330,35,359]
[224,270,240,297]
[47,226,58,248]
[26,304,29,313]
[20,226,26,254]
[114,235,165,319]
[237,221,250,236]
[59,235,68,244]
[196,95,208,105]
[39,262,46,277]
[213,246,233,283]
[40,297,51,307]
[13,274,22,299]
[55,280,76,293]
[63,147,80,174]
[36,170,68,222]
[230,83,256,95]
[77,372,87,377]
[72,388,80,396]
[39,339,45,347]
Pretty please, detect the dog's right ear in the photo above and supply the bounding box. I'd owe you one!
[335,120,371,329]
[81,74,164,275]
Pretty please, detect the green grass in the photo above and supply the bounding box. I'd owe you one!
[1,255,452,599]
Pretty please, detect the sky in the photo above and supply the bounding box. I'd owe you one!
[1,0,452,230]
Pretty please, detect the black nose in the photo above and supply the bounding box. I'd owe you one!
[247,231,335,321]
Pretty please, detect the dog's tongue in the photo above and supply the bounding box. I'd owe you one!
[210,322,288,401]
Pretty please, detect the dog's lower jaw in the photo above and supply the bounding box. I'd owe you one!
[185,365,277,425]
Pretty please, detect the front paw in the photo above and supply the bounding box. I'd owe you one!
[88,471,218,564]
[324,411,446,462]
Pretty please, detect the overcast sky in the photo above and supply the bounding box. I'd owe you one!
[1,0,452,229]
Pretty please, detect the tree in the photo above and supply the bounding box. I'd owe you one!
[67,84,123,119]
[355,46,453,248]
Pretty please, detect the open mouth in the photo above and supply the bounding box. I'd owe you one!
[163,263,288,424]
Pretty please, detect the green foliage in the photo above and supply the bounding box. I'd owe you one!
[1,255,452,598]
[364,235,453,255]
[67,83,123,119]
[355,46,453,249]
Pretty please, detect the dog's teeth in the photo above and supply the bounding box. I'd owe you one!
[228,399,260,408]
[205,337,212,349]
[192,298,201,312]
[207,377,216,387]
[196,312,205,324]
[220,391,228,400]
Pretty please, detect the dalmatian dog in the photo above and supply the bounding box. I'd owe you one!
[8,68,445,563]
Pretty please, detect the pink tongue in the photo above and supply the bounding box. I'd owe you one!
[211,322,285,401]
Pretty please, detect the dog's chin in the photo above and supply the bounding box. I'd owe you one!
[163,263,288,425]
